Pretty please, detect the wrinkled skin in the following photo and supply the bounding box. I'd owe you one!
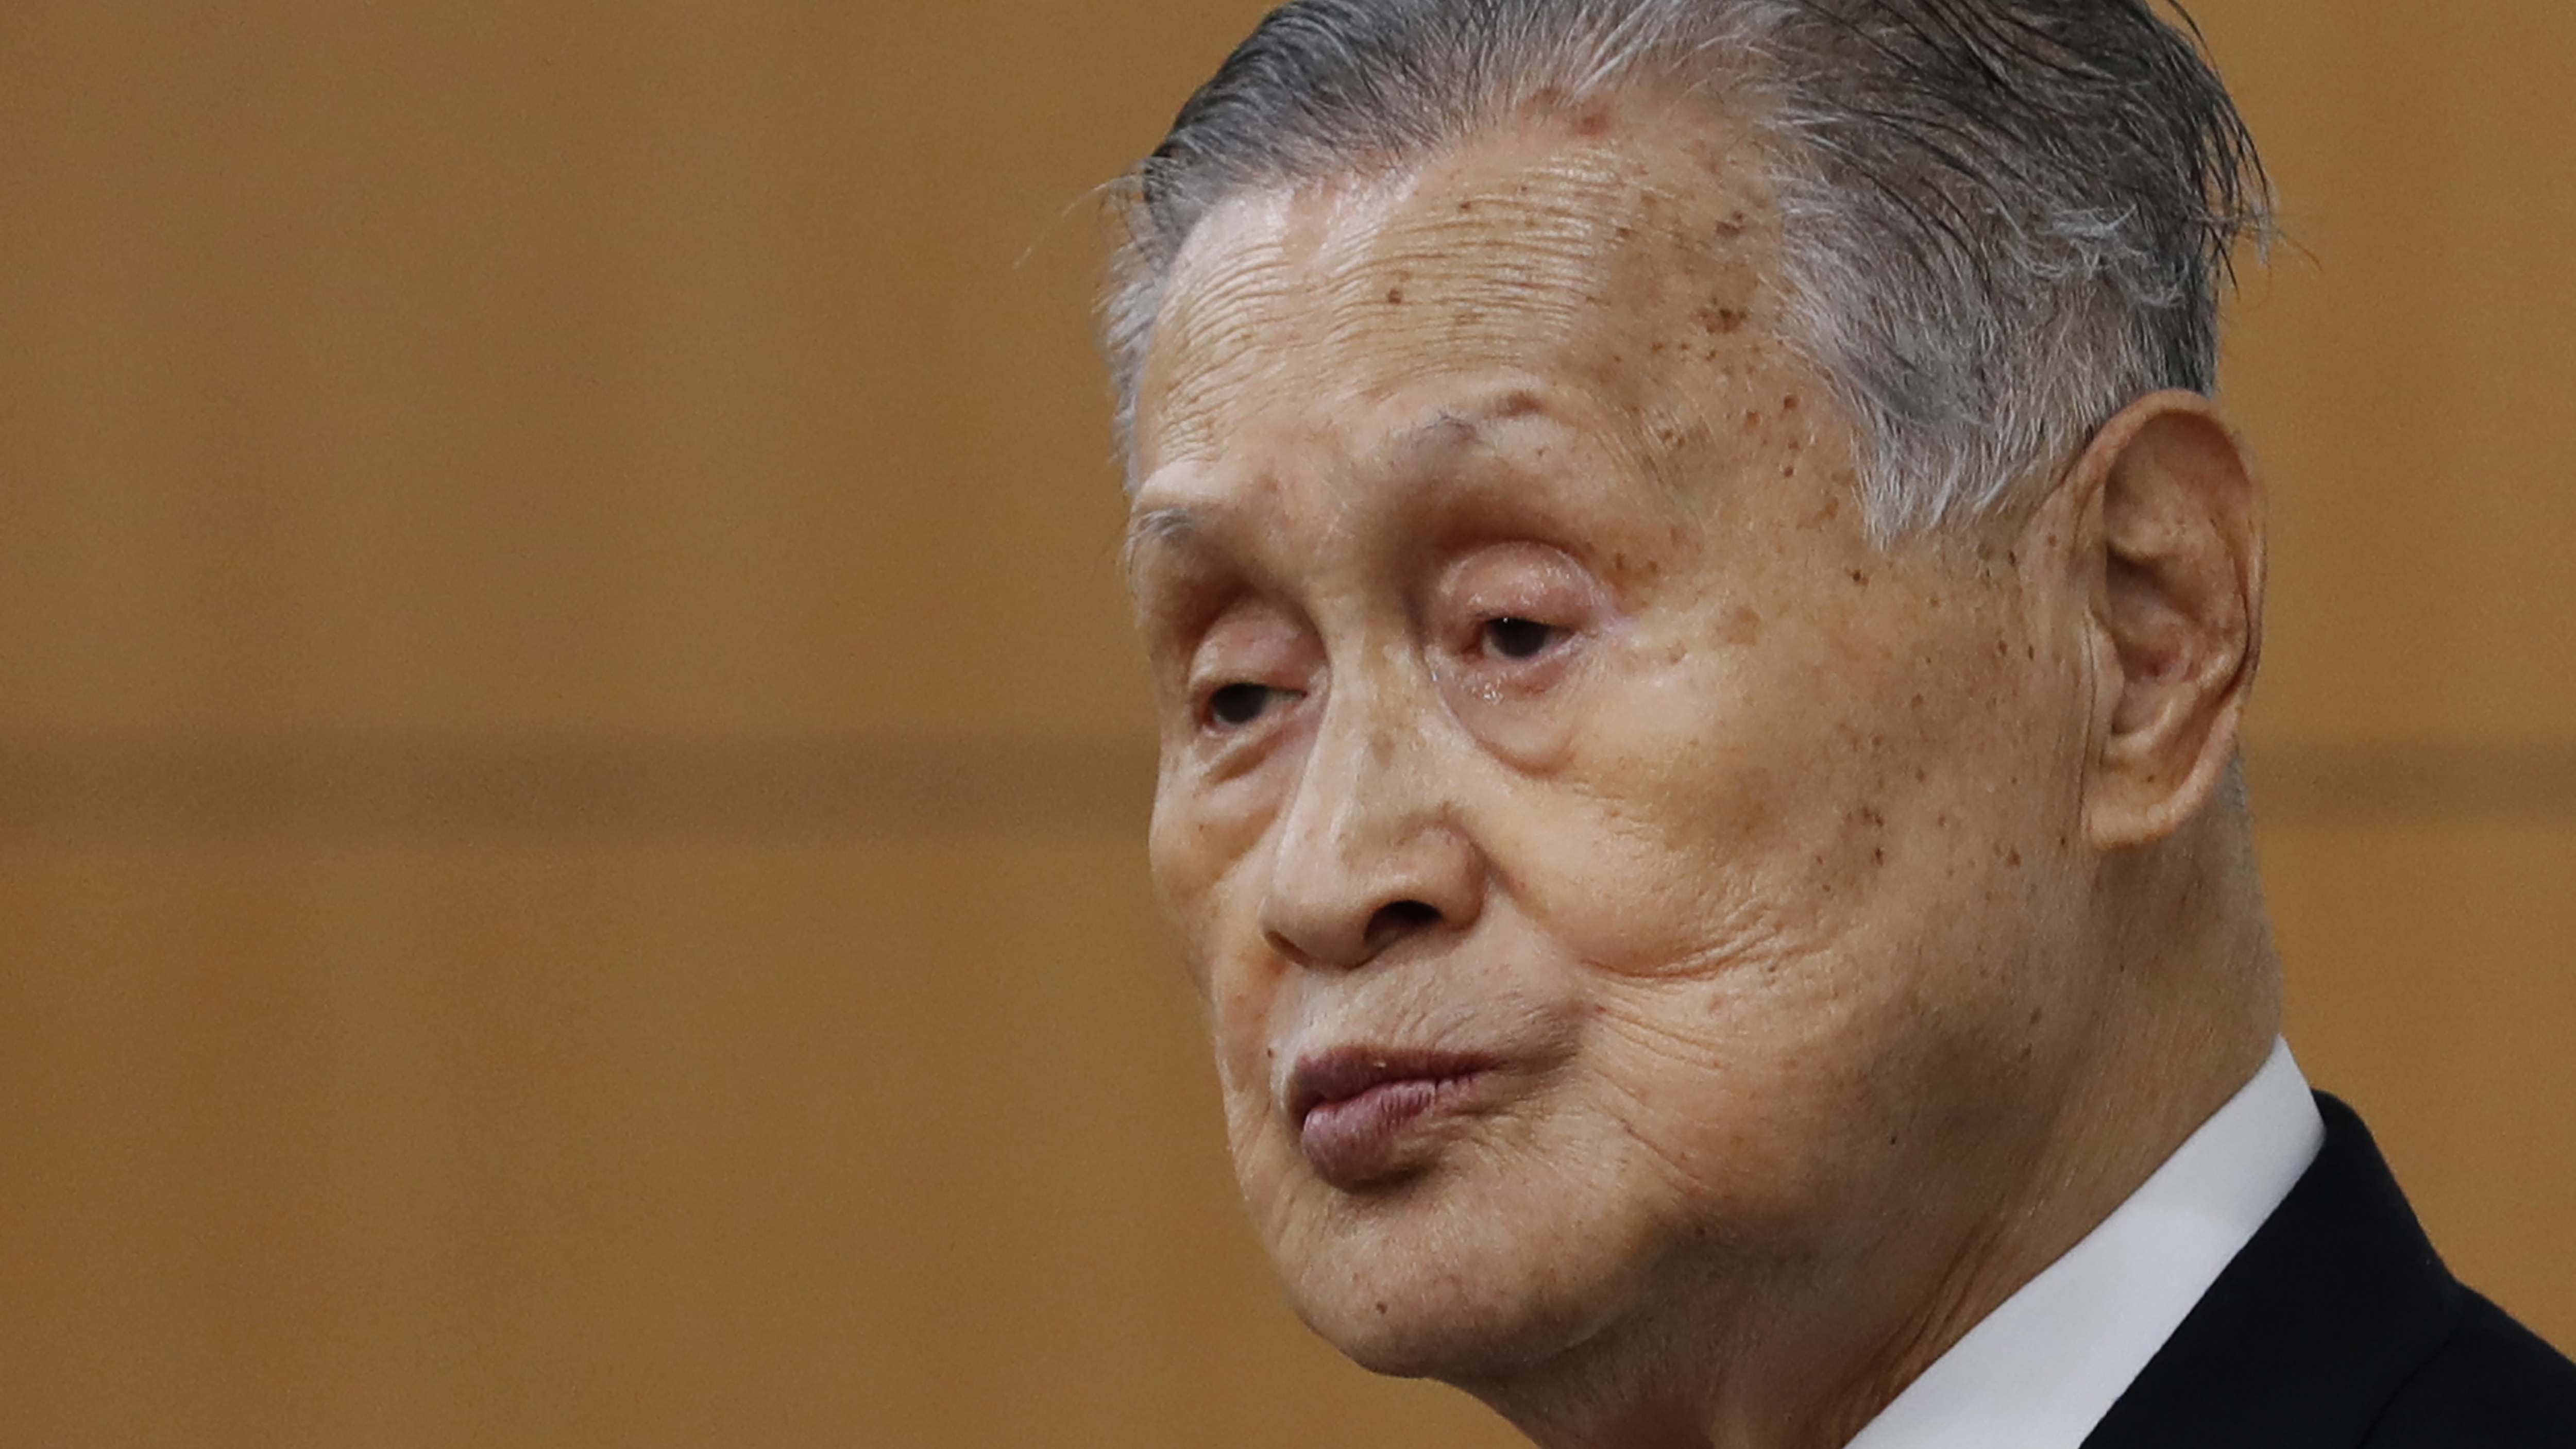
[1125,91,2277,1449]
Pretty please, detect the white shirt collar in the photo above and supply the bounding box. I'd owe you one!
[1844,1038,2325,1449]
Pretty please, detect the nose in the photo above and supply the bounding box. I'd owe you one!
[1257,688,1484,971]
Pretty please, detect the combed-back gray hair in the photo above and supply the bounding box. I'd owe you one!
[1103,0,2270,540]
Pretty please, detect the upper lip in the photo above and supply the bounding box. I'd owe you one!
[1286,1047,1503,1126]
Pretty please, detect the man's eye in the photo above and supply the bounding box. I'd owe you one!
[1481,617,1561,661]
[1205,683,1280,728]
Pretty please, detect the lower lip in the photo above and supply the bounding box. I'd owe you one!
[1298,1072,1489,1187]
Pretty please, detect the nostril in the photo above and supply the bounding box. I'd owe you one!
[1364,899,1443,949]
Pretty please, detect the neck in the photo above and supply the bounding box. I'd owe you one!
[1471,805,2282,1449]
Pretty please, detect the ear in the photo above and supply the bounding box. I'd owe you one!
[2064,391,2266,851]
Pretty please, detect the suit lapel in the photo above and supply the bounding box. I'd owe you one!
[2080,1095,2464,1449]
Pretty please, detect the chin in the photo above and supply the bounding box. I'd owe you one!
[1288,1261,1595,1383]
[1262,1158,1656,1384]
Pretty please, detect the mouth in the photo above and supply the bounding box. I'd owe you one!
[1287,1048,1503,1189]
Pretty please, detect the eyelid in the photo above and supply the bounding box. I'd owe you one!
[1440,546,1604,634]
[1182,600,1317,732]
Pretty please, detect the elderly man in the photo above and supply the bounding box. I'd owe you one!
[1104,2,2576,1446]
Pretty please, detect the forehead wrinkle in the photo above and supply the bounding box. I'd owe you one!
[1138,111,1804,523]
[1141,197,1317,472]
[1146,143,1687,472]
[1315,144,1654,355]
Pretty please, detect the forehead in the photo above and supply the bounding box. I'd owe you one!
[1134,97,1788,484]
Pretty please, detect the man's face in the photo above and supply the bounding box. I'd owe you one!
[1126,98,2104,1381]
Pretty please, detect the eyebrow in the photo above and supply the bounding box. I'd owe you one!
[1117,389,1567,583]
[1398,390,1549,454]
[1120,504,1202,585]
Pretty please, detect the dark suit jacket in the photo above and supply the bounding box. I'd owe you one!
[2082,1093,2576,1447]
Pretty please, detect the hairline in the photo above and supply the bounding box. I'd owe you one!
[1103,1,2268,547]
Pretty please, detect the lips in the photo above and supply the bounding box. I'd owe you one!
[1287,1049,1500,1188]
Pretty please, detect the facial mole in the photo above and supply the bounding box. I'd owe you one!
[1698,306,1747,334]
[1385,286,1405,305]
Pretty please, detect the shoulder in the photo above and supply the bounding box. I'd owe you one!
[2085,1091,2576,1449]
[2363,1289,2576,1447]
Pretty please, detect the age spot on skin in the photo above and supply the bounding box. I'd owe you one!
[1698,305,1747,334]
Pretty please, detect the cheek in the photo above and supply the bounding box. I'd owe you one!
[1150,790,1311,1087]
[1473,662,1844,979]
[1478,588,2067,988]
[1148,742,1295,961]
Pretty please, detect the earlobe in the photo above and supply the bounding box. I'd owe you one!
[2071,391,2266,850]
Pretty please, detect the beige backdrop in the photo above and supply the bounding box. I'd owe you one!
[0,3,2569,1446]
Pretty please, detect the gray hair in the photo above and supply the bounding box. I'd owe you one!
[1101,0,2270,540]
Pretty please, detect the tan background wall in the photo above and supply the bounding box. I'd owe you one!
[0,3,2567,1445]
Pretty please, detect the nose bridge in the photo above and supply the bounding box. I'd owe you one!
[1261,643,1477,968]
[1293,664,1415,860]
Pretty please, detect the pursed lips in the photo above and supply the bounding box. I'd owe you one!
[1286,1047,1504,1189]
